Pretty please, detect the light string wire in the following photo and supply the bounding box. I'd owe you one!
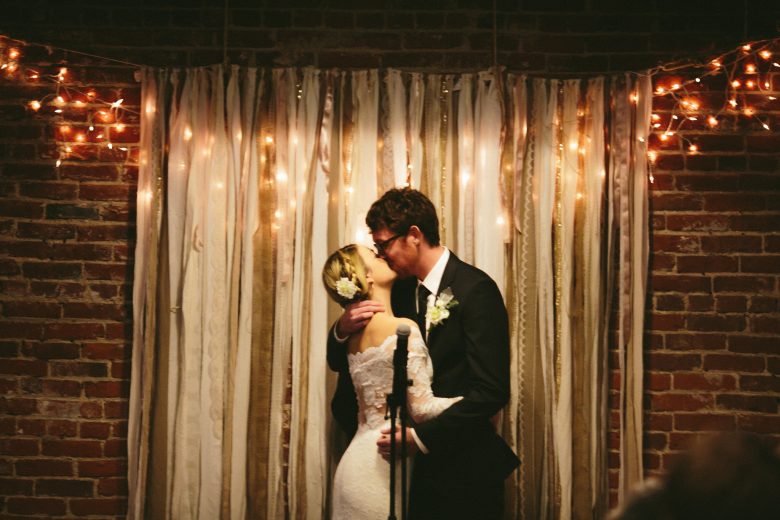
[1,32,779,171]
[0,34,140,166]
[644,37,779,160]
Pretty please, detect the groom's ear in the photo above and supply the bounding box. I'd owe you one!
[407,225,424,245]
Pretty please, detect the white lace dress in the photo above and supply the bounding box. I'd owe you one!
[332,330,461,519]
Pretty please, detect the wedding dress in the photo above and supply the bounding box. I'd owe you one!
[332,329,461,519]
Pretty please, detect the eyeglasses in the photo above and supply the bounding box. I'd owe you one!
[373,233,404,256]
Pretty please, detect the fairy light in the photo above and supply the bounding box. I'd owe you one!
[649,38,778,165]
[2,36,140,168]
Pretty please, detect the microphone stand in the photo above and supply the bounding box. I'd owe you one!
[387,324,411,520]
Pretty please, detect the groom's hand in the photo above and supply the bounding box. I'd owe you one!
[377,426,418,461]
[337,300,385,337]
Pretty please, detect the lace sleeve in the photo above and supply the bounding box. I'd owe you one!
[406,334,462,423]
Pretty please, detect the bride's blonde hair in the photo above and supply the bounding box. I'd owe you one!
[322,244,370,307]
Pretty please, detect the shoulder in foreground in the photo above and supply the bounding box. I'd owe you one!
[366,314,420,342]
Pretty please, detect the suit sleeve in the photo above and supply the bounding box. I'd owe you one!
[327,322,358,438]
[327,322,349,373]
[413,277,510,453]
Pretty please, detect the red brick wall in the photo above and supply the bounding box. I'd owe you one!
[1,3,779,518]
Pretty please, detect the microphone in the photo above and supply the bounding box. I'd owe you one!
[388,323,411,520]
[392,324,411,401]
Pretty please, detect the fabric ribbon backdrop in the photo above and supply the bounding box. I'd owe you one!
[128,65,651,520]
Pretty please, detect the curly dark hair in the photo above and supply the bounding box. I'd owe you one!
[365,188,440,246]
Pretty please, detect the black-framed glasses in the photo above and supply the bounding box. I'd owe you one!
[373,233,404,256]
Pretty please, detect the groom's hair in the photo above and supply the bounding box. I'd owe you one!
[366,188,440,246]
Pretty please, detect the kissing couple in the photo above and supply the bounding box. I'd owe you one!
[323,188,520,520]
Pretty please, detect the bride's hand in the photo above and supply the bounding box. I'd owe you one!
[377,426,418,461]
[337,300,385,336]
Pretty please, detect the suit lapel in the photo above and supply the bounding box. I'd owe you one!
[437,252,460,297]
[426,253,460,347]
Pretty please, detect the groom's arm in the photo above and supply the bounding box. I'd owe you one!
[327,300,386,438]
[326,300,386,372]
[413,277,510,453]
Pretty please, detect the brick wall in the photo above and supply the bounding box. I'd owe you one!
[1,2,779,518]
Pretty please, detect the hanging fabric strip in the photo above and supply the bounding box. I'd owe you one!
[247,70,275,520]
[422,74,443,210]
[347,70,379,245]
[226,66,261,520]
[127,66,166,520]
[627,72,651,500]
[556,79,581,519]
[611,74,634,505]
[383,69,407,189]
[408,73,425,189]
[170,67,206,519]
[266,67,293,520]
[582,76,608,519]
[456,73,475,264]
[474,70,506,296]
[304,68,329,520]
[532,77,559,520]
[441,75,456,249]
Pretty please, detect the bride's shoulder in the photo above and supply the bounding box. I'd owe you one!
[365,315,420,344]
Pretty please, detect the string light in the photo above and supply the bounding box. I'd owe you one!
[2,35,137,167]
[649,37,778,173]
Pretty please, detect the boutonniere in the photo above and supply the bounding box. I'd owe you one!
[426,287,458,331]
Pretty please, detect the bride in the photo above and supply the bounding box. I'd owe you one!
[322,244,461,519]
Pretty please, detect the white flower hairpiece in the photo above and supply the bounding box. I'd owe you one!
[335,277,359,300]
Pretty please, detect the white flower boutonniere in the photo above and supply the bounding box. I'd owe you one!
[335,277,359,300]
[426,287,458,331]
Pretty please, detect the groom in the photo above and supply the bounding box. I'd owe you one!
[327,188,519,519]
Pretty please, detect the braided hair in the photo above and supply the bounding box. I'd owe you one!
[322,244,370,307]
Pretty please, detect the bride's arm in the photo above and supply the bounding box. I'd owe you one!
[406,334,462,424]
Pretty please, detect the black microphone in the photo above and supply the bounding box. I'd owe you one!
[392,324,411,402]
[388,323,411,520]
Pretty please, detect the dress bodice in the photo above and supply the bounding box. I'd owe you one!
[347,329,461,431]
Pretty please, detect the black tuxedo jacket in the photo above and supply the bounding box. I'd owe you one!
[327,252,519,494]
